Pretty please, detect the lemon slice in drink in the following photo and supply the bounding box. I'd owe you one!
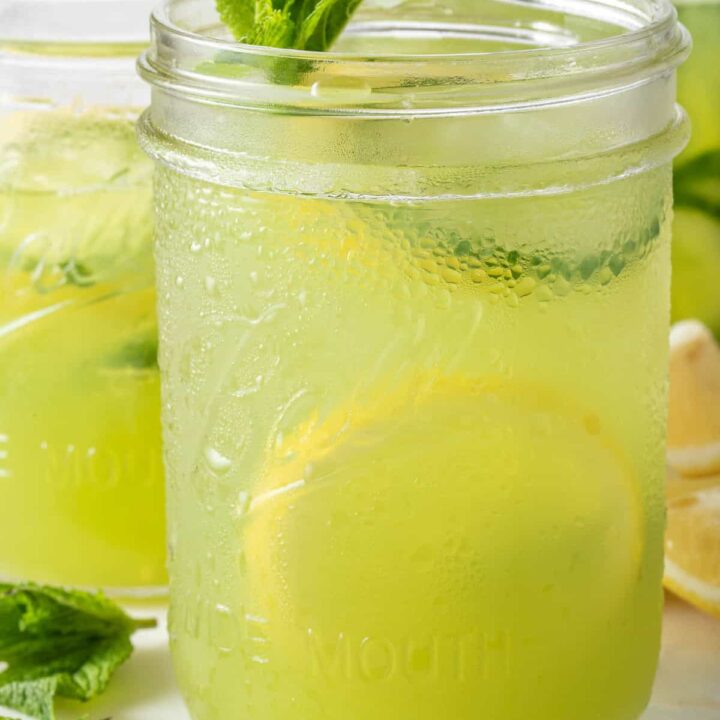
[242,374,641,675]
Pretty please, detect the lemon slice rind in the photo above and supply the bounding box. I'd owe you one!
[667,442,720,477]
[665,559,720,619]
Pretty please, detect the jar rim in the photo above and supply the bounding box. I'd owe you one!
[153,0,684,64]
[139,0,690,114]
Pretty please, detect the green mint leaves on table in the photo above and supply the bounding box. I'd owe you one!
[0,584,155,720]
[216,0,364,50]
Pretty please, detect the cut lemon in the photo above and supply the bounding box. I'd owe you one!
[241,374,642,671]
[664,320,720,615]
[665,471,720,618]
[667,320,720,477]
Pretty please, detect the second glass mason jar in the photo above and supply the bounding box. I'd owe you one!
[0,0,166,592]
[140,0,688,717]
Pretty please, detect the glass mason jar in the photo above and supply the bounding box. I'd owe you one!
[0,0,166,593]
[139,0,688,717]
[671,0,720,336]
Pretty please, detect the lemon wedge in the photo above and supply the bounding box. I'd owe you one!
[667,320,720,477]
[665,471,720,618]
[664,320,720,616]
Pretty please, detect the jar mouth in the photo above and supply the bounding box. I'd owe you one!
[140,0,689,114]
[155,0,682,62]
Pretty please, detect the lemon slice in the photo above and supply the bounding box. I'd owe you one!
[664,320,720,616]
[242,374,641,677]
[665,471,720,618]
[667,320,720,476]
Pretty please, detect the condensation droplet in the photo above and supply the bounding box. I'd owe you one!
[205,447,232,475]
[235,490,251,517]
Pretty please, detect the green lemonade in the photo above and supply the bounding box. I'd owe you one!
[672,0,720,335]
[141,0,688,716]
[158,162,670,719]
[0,110,165,589]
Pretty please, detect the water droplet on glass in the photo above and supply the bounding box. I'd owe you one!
[235,491,251,517]
[205,447,232,475]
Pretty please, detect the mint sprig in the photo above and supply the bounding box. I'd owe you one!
[217,0,364,50]
[0,584,155,720]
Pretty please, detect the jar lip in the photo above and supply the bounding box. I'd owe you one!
[151,0,683,65]
[140,0,690,114]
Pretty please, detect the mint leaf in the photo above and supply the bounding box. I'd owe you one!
[0,584,155,720]
[217,0,364,50]
[247,2,296,48]
[216,0,255,40]
[294,0,364,51]
[106,333,158,371]
[59,259,96,288]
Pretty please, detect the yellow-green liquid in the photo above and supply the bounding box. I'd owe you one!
[0,110,165,589]
[158,158,671,718]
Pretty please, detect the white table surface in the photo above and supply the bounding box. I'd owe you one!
[2,595,719,720]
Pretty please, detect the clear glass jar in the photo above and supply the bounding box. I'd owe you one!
[670,0,720,336]
[0,0,166,593]
[139,0,689,717]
